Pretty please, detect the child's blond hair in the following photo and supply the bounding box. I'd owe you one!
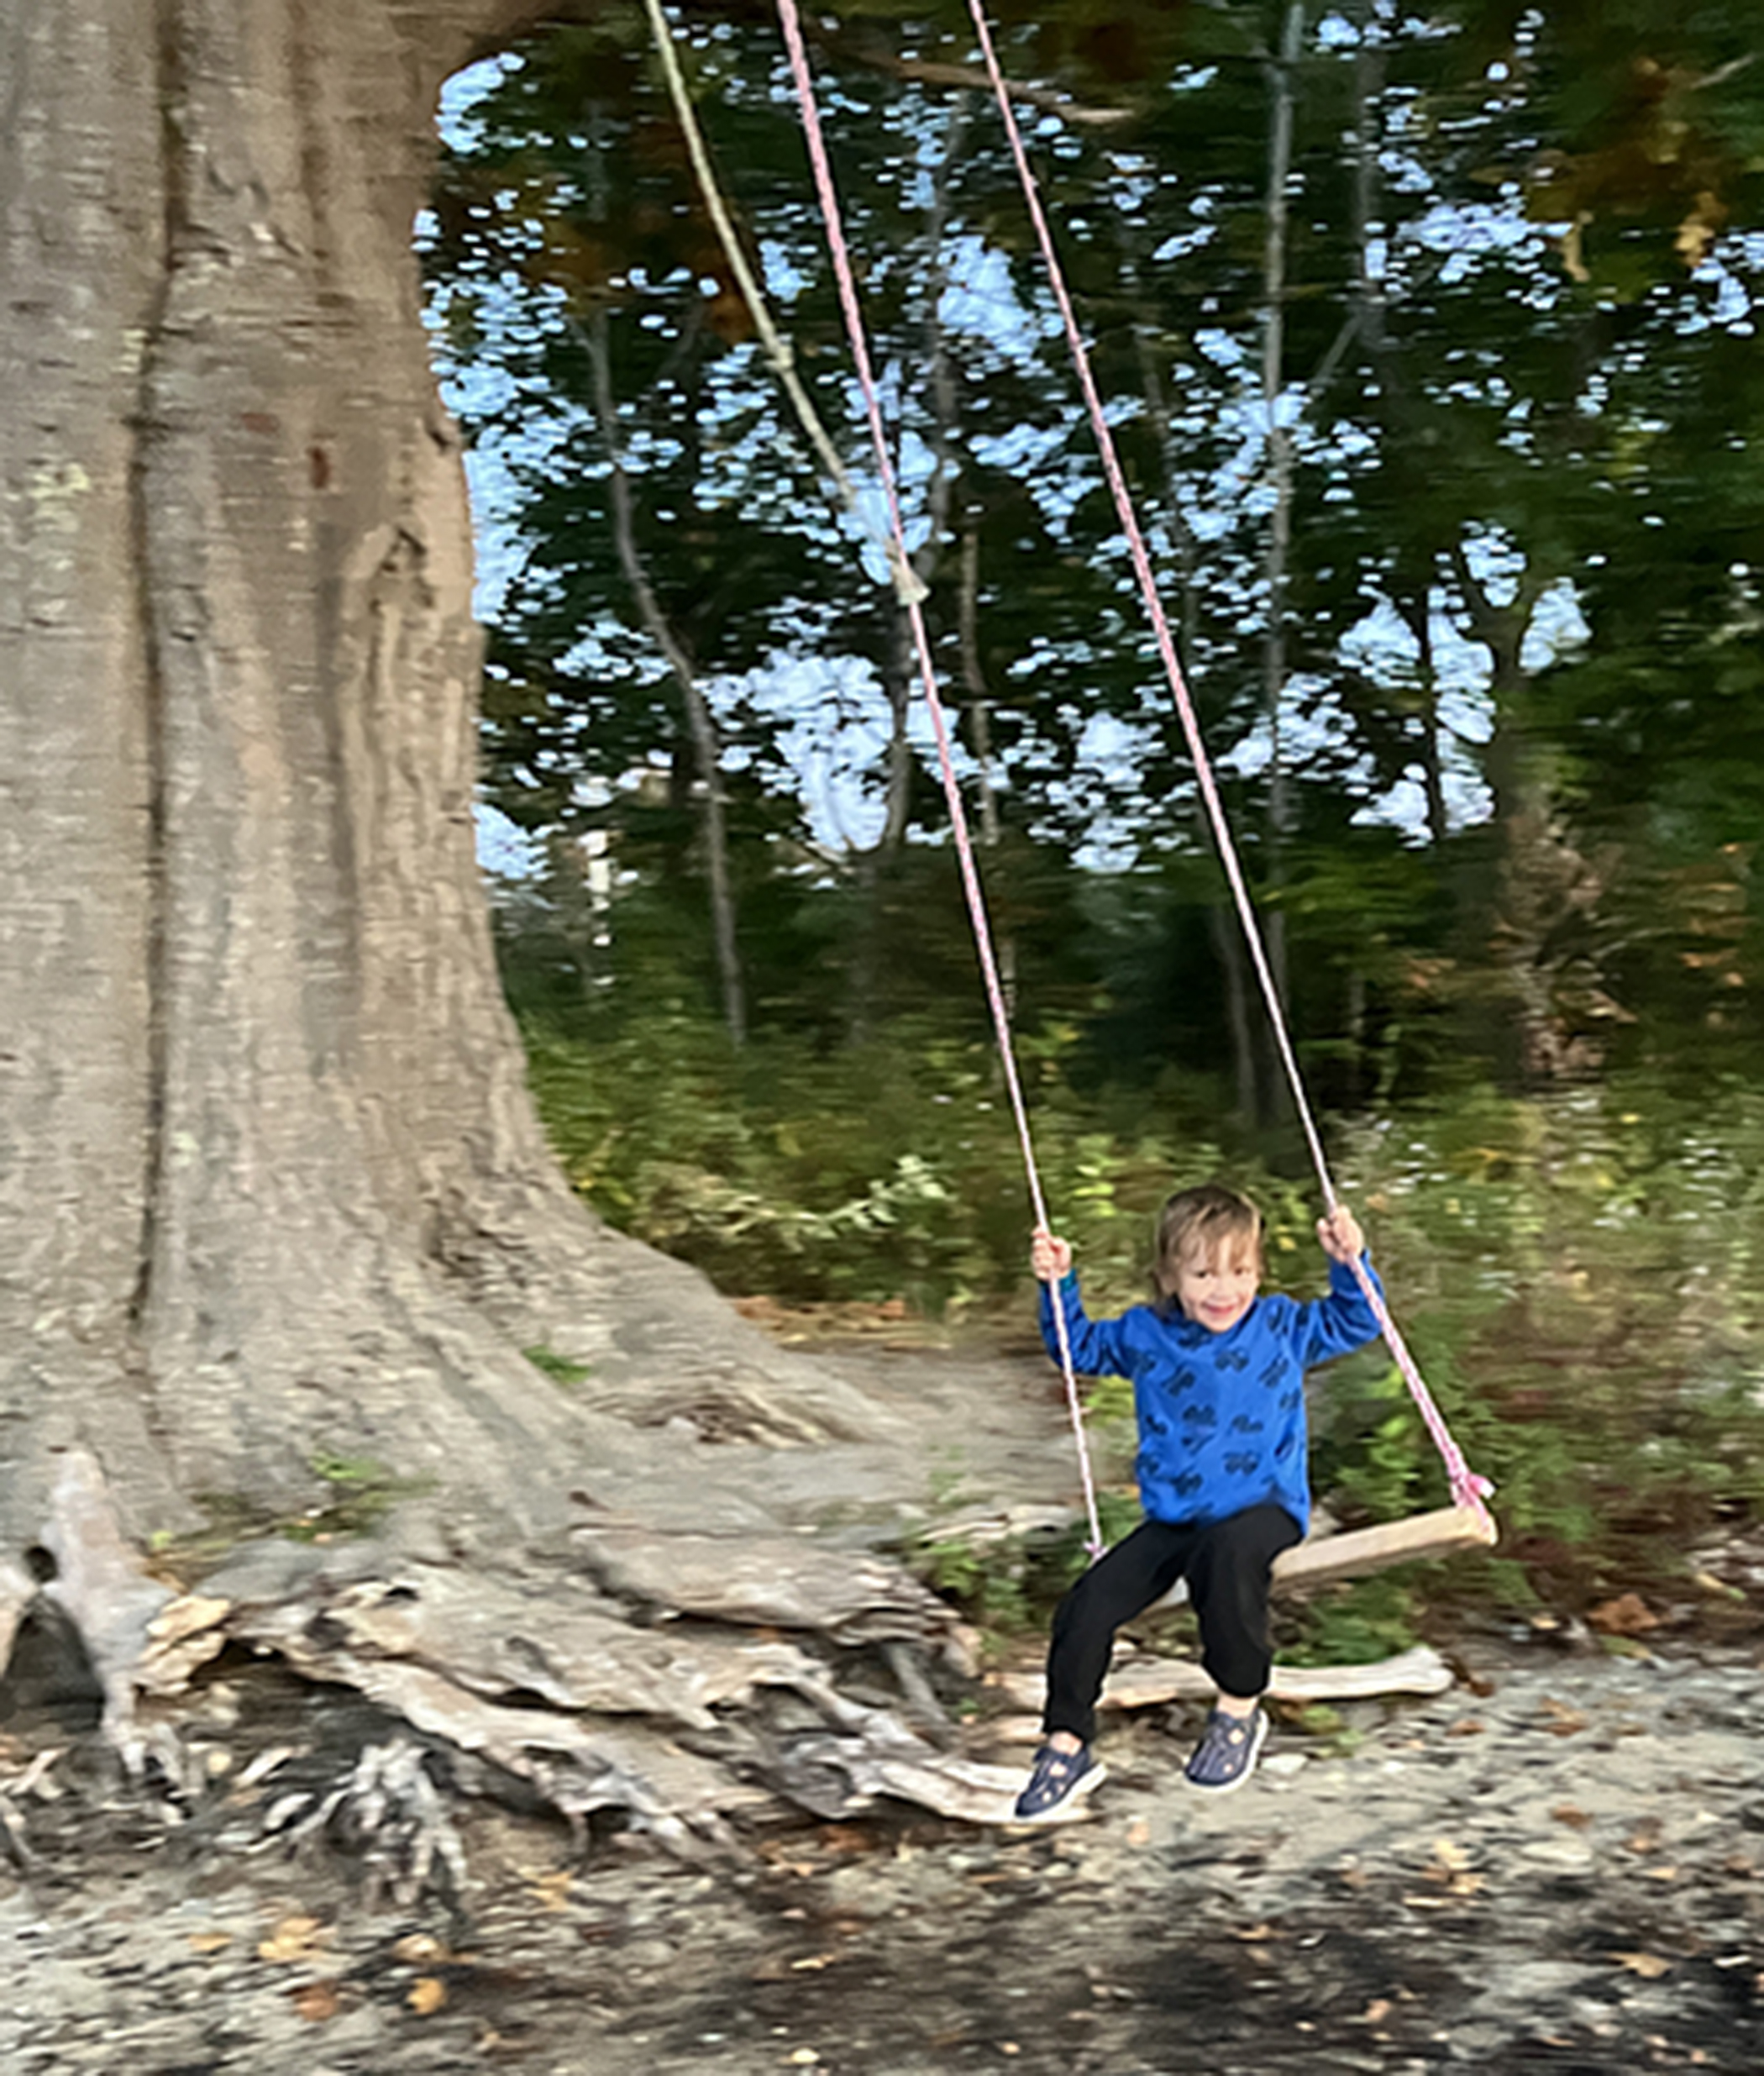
[1152,1184,1263,1306]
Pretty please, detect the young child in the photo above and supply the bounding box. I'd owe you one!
[1014,1182,1382,1820]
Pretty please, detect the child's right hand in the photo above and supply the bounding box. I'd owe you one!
[1031,1229,1073,1283]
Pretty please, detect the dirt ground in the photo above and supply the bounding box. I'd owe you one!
[3,1334,1761,2076]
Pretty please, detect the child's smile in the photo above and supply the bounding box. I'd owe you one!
[1172,1248,1260,1334]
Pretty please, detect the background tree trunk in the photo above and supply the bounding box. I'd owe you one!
[582,307,748,1049]
[1257,0,1305,1050]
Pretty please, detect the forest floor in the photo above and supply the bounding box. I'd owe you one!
[3,1326,1761,2076]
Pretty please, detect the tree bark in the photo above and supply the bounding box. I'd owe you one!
[1257,0,1305,1034]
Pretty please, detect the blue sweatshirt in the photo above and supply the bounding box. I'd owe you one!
[1039,1260,1384,1534]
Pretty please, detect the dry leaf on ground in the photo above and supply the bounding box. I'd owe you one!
[290,1979,341,2023]
[257,1916,333,1965]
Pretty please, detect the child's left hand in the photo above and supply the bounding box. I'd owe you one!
[1316,1204,1365,1264]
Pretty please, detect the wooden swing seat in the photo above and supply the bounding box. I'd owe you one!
[1152,1501,1498,1611]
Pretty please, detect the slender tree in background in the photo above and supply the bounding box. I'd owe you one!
[580,300,748,1044]
[1258,0,1305,1026]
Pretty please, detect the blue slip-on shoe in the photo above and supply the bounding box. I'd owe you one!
[1012,1741,1105,1821]
[1183,1705,1268,1793]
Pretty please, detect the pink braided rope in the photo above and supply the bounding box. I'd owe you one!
[964,0,1493,1529]
[776,0,1105,1555]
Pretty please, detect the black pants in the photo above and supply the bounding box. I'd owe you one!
[1041,1504,1301,1746]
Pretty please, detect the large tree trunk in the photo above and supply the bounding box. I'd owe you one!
[0,0,1030,1847]
[0,0,869,1556]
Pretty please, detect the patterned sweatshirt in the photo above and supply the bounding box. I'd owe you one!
[1039,1260,1384,1534]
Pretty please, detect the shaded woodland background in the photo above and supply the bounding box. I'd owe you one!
[421,0,1764,1637]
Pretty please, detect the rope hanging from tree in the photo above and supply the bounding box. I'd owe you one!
[774,0,1106,1558]
[771,0,1494,1548]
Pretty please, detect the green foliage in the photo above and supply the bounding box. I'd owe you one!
[181,1455,441,1564]
[524,1344,593,1388]
[909,1532,1032,1634]
[1280,1701,1350,1744]
[524,1011,1009,1310]
[294,1455,438,1542]
[1278,1574,1430,1670]
[1313,1076,1764,1605]
[903,1489,1147,1637]
[526,1001,1764,1625]
[522,1004,1333,1312]
[1012,1489,1148,1606]
[439,0,1764,1122]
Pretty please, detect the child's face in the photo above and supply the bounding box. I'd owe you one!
[1168,1238,1260,1334]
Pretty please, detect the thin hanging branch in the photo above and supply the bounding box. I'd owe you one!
[801,15,1135,129]
[577,307,748,1049]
